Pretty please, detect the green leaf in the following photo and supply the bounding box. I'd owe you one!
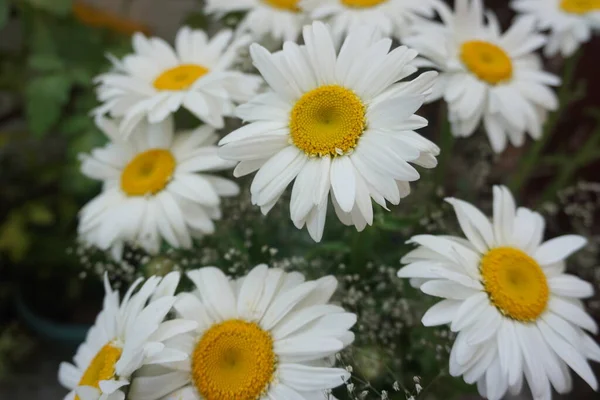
[0,0,9,30]
[28,53,64,71]
[27,203,55,225]
[25,73,72,137]
[26,0,72,16]
[0,212,30,262]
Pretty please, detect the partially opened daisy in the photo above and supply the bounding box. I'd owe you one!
[404,0,560,153]
[58,272,197,400]
[94,26,261,137]
[205,0,308,42]
[512,0,600,57]
[128,264,355,400]
[397,185,600,400]
[301,0,441,40]
[78,116,239,259]
[219,21,440,242]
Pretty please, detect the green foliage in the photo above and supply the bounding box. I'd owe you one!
[0,0,9,30]
[25,0,72,16]
[25,73,73,136]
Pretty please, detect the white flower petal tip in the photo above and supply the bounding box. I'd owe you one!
[302,0,441,40]
[408,0,559,153]
[399,187,599,399]
[511,0,597,58]
[219,21,438,242]
[93,26,260,136]
[138,264,355,399]
[77,115,237,259]
[58,274,192,400]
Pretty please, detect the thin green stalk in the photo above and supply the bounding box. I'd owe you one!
[509,50,582,196]
[435,105,454,185]
[539,124,600,203]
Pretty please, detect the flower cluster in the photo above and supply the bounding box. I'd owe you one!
[62,0,600,399]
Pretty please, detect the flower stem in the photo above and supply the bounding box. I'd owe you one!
[435,104,454,186]
[509,50,582,197]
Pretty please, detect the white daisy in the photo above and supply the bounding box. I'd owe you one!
[404,0,561,153]
[94,26,262,138]
[78,116,239,259]
[512,0,600,57]
[218,21,440,242]
[301,0,441,40]
[397,185,600,400]
[58,272,197,400]
[205,0,308,42]
[127,264,355,400]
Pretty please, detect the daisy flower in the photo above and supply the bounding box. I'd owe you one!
[301,0,442,40]
[404,0,560,153]
[512,0,600,57]
[58,272,198,400]
[128,264,355,400]
[218,21,440,242]
[78,116,239,259]
[397,185,600,400]
[94,26,262,138]
[205,0,308,42]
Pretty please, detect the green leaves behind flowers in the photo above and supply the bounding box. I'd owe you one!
[25,73,73,137]
[25,0,72,16]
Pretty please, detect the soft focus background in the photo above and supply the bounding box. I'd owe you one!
[0,0,599,399]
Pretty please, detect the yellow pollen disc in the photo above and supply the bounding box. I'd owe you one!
[341,0,389,8]
[262,0,300,11]
[121,149,176,196]
[191,319,276,400]
[75,343,122,400]
[460,41,513,85]
[560,0,600,13]
[290,85,366,157]
[481,247,549,322]
[153,64,209,91]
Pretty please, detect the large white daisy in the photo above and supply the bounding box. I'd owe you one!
[78,116,239,259]
[127,264,355,400]
[218,21,440,242]
[94,26,262,138]
[404,0,561,153]
[58,272,197,400]
[512,0,600,57]
[205,0,308,42]
[397,185,600,400]
[301,0,441,40]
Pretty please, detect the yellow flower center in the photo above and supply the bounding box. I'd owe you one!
[262,0,300,11]
[341,0,389,8]
[460,41,513,85]
[481,247,549,322]
[153,64,209,91]
[290,85,366,157]
[121,149,176,196]
[560,0,600,13]
[191,320,277,400]
[75,343,122,400]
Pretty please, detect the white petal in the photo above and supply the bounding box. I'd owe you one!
[534,235,587,265]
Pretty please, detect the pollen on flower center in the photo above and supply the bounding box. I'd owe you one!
[560,0,600,14]
[341,0,389,8]
[121,149,176,196]
[262,0,301,11]
[191,319,277,400]
[290,85,366,157]
[75,343,122,400]
[153,64,209,91]
[460,41,513,85]
[481,247,549,322]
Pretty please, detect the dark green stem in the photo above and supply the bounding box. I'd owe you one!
[435,105,454,186]
[539,120,600,204]
[509,50,582,196]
